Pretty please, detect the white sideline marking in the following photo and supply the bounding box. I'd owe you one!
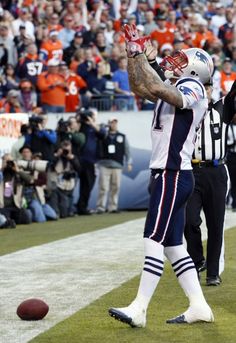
[0,211,235,343]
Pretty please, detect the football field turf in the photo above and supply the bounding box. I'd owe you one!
[0,210,235,343]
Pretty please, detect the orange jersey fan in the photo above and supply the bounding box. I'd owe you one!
[65,73,87,112]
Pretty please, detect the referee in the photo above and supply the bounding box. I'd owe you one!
[184,80,236,286]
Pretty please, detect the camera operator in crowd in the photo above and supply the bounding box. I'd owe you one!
[0,153,32,225]
[25,114,57,161]
[96,117,132,214]
[56,116,85,157]
[19,145,57,223]
[11,123,28,161]
[76,107,107,215]
[48,140,80,218]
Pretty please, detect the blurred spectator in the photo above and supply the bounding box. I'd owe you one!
[112,56,135,111]
[25,114,57,161]
[144,10,158,35]
[209,3,226,37]
[61,0,87,26]
[113,4,129,32]
[89,60,115,110]
[77,47,98,82]
[47,13,63,33]
[174,16,189,41]
[14,25,34,60]
[96,117,132,214]
[166,9,178,31]
[0,89,22,113]
[13,25,30,59]
[172,38,187,52]
[0,40,8,74]
[39,30,63,63]
[127,13,137,27]
[63,31,85,66]
[192,18,217,49]
[18,79,38,113]
[0,6,14,26]
[58,15,75,49]
[35,24,49,49]
[69,48,85,73]
[0,63,19,97]
[41,3,54,24]
[0,23,17,66]
[211,54,222,102]
[52,0,64,17]
[76,107,107,215]
[48,140,80,218]
[218,8,235,53]
[19,145,57,223]
[220,57,236,96]
[108,45,122,74]
[132,0,150,25]
[37,58,67,113]
[103,20,115,47]
[94,31,112,59]
[82,18,98,46]
[16,43,46,85]
[0,153,32,225]
[59,61,87,112]
[12,7,35,40]
[150,14,174,50]
[159,42,173,58]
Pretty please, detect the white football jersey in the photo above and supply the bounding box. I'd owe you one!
[149,77,208,170]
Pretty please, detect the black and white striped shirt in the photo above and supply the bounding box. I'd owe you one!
[193,99,233,161]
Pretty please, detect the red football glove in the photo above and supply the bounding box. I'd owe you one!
[123,24,150,58]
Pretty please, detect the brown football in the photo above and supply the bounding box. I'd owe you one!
[16,298,49,321]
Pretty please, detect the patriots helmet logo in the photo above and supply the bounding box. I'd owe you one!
[179,86,198,100]
[195,50,211,68]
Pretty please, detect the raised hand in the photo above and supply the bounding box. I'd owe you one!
[123,24,150,58]
[123,23,139,42]
[145,40,158,62]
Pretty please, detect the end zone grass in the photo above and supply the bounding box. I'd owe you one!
[0,211,146,256]
[30,227,236,343]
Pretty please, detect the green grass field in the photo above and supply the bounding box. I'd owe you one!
[1,211,235,343]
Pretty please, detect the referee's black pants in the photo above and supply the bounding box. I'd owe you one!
[184,164,228,278]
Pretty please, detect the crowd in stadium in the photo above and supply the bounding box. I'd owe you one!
[0,0,236,228]
[0,0,235,112]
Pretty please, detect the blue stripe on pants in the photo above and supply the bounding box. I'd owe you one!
[144,169,194,246]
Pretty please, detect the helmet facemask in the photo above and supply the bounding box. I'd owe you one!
[160,50,188,79]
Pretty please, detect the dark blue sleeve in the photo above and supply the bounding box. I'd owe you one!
[40,130,57,144]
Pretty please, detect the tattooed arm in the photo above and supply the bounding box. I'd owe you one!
[128,54,183,108]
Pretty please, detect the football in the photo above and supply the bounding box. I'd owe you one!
[16,298,49,321]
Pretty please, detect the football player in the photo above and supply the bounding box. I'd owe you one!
[109,24,214,327]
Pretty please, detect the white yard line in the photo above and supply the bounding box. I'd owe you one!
[0,211,235,343]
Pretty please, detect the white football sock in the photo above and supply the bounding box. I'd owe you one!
[164,245,207,306]
[134,238,164,310]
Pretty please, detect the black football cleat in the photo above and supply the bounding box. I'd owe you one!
[166,304,214,324]
[108,308,134,327]
[166,314,187,324]
[108,302,146,328]
[206,276,222,286]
